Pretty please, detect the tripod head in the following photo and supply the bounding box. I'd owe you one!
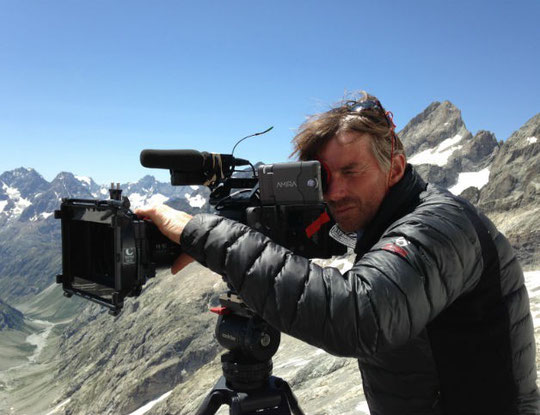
[209,291,281,392]
[212,292,281,363]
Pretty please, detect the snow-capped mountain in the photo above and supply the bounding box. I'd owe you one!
[400,102,539,269]
[0,170,212,226]
[0,168,50,223]
[400,101,500,191]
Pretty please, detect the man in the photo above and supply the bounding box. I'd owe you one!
[136,93,539,414]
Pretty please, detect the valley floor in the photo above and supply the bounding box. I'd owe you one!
[0,319,66,415]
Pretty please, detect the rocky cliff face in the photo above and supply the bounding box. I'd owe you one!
[0,299,24,331]
[477,113,540,269]
[478,113,539,211]
[51,263,223,414]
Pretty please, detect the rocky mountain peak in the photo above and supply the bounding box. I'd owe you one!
[51,171,75,184]
[397,101,500,191]
[399,100,470,157]
[135,174,159,190]
[0,167,49,199]
[49,172,96,199]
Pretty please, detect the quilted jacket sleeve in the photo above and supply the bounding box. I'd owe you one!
[181,201,484,358]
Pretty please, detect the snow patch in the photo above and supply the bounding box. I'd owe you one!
[355,400,371,414]
[185,193,206,208]
[2,183,32,216]
[128,390,172,415]
[75,175,92,186]
[526,136,537,145]
[14,197,32,215]
[409,134,463,166]
[26,320,55,363]
[146,193,168,206]
[525,270,540,288]
[3,183,19,198]
[448,168,490,195]
[127,193,144,208]
[127,192,169,210]
[524,271,540,330]
[313,348,327,356]
[275,357,312,369]
[45,398,71,415]
[190,185,199,190]
[0,200,7,213]
[31,212,54,222]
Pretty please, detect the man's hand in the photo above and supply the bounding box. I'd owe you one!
[134,205,195,274]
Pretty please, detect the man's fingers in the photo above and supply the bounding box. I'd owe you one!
[134,207,157,222]
[171,253,195,274]
[134,205,193,245]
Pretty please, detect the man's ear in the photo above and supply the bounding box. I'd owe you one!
[388,154,406,187]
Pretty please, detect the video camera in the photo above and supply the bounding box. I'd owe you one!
[55,149,346,315]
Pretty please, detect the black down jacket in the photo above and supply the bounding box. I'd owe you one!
[181,165,539,415]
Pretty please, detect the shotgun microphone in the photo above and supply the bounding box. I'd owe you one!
[140,150,250,185]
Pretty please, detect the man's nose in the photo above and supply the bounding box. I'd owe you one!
[324,176,346,202]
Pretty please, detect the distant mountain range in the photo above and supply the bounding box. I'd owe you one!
[0,101,538,414]
[0,169,212,226]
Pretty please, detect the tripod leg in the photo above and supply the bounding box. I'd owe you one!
[195,389,228,415]
[273,378,306,415]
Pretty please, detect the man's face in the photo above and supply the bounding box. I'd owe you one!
[318,131,388,232]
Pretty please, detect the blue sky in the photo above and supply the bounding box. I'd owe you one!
[1,0,538,184]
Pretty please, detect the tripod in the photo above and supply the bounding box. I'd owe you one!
[195,292,305,415]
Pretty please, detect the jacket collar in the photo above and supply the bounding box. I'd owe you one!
[354,164,427,256]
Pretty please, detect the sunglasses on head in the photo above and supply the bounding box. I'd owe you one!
[344,99,396,130]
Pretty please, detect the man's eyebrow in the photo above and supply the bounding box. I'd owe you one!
[339,162,361,170]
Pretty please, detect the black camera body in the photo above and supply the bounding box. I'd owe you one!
[56,151,345,315]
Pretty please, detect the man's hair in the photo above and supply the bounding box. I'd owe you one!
[291,92,406,171]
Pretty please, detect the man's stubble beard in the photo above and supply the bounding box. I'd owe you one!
[328,198,376,233]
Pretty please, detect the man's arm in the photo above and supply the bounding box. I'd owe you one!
[179,204,483,358]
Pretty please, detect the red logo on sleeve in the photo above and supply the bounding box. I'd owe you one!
[381,237,410,258]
